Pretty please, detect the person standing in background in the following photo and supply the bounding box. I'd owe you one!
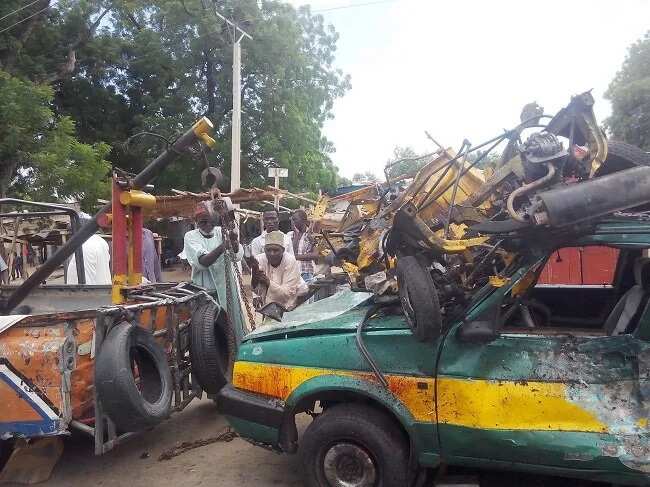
[0,254,8,284]
[26,245,34,267]
[66,214,111,285]
[250,210,293,256]
[11,252,23,281]
[287,209,318,284]
[142,227,162,283]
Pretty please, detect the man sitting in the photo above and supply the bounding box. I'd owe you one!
[251,230,307,312]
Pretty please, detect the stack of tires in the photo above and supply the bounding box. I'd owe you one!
[94,300,235,432]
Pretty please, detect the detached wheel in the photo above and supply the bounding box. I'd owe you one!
[596,140,650,176]
[396,255,441,342]
[301,403,409,487]
[95,322,173,432]
[190,301,236,394]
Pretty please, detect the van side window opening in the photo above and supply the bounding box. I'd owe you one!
[537,246,619,286]
[504,245,649,335]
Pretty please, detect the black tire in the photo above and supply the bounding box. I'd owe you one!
[0,439,12,471]
[190,301,236,394]
[396,255,442,342]
[95,322,173,432]
[596,140,650,177]
[301,403,409,487]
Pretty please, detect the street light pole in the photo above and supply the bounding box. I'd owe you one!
[231,34,242,193]
[212,8,252,193]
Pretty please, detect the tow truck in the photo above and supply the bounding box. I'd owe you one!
[0,118,241,483]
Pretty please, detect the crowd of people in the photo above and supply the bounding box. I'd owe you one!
[0,250,27,284]
[0,203,322,326]
[54,202,322,325]
[183,202,321,325]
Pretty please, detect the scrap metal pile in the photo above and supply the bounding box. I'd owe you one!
[311,92,650,340]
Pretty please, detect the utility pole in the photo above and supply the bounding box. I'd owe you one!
[212,7,252,193]
[268,167,288,210]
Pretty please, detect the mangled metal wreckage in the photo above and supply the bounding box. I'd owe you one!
[215,92,650,486]
[311,91,650,339]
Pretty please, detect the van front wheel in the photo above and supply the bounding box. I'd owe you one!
[300,403,409,487]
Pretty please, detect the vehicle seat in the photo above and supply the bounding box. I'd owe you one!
[605,257,650,336]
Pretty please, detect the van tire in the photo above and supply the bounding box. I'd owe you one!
[95,322,173,432]
[396,255,441,342]
[301,403,409,487]
[190,301,236,394]
[596,140,650,176]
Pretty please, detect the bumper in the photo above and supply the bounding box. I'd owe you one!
[216,384,286,429]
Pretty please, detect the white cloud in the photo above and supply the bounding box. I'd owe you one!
[287,0,650,178]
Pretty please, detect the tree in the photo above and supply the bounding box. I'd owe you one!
[0,71,52,198]
[337,175,353,186]
[385,146,431,180]
[467,149,501,171]
[0,1,113,205]
[605,31,650,150]
[352,171,379,184]
[56,0,350,195]
[0,70,110,209]
[0,0,350,201]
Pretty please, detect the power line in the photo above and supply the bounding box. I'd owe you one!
[0,3,53,35]
[313,0,397,13]
[0,0,41,23]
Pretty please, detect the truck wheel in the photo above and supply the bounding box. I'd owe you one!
[301,403,409,487]
[95,322,173,432]
[190,301,236,394]
[396,255,441,342]
[596,140,650,176]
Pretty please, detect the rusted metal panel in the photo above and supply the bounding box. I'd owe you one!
[0,284,203,447]
[537,246,619,285]
[538,247,582,284]
[582,246,619,285]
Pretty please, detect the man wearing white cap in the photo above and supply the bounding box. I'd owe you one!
[251,230,307,311]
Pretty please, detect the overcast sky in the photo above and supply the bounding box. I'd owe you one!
[286,0,650,179]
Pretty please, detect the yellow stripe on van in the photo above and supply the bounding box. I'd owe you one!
[232,362,607,432]
[232,361,434,421]
[436,377,607,432]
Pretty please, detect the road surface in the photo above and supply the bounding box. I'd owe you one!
[45,398,303,487]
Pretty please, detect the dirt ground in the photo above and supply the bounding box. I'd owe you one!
[42,398,303,487]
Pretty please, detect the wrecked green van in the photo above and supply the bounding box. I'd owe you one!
[217,218,650,486]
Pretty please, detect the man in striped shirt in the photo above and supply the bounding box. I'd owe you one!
[287,209,319,284]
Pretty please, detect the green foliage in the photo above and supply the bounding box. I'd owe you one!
[467,150,501,171]
[0,0,349,204]
[352,171,379,184]
[57,0,350,195]
[337,175,353,186]
[385,146,431,180]
[30,117,111,210]
[0,71,53,190]
[0,70,110,209]
[605,31,650,150]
